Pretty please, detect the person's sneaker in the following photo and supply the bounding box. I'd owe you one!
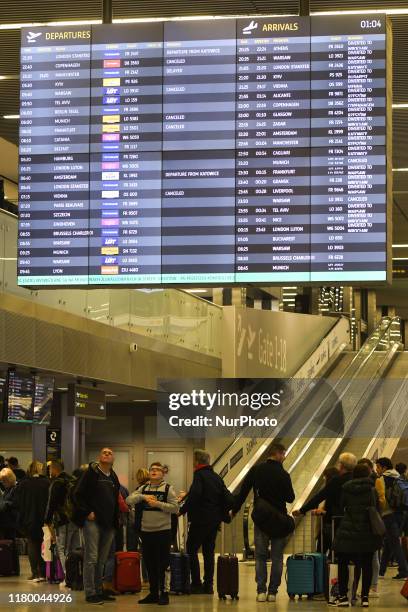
[337,597,350,607]
[139,593,159,604]
[190,584,203,594]
[392,573,408,580]
[33,577,46,583]
[267,594,276,602]
[102,582,120,596]
[256,592,267,602]
[361,597,369,608]
[27,575,37,581]
[85,594,104,605]
[59,581,70,590]
[158,592,169,606]
[100,592,116,602]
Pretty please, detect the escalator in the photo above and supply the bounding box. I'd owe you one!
[212,315,350,490]
[220,316,404,557]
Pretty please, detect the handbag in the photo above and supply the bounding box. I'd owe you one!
[251,491,295,538]
[367,490,386,537]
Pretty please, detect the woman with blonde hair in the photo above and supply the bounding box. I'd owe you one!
[15,460,50,581]
[136,468,149,486]
[0,468,18,540]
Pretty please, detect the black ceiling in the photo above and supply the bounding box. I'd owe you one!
[0,0,407,242]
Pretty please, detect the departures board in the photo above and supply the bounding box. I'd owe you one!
[18,15,392,287]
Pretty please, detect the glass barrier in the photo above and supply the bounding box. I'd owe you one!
[0,210,222,358]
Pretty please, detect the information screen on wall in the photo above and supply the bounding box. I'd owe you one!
[18,15,391,286]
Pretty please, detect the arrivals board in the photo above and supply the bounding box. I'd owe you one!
[18,15,391,286]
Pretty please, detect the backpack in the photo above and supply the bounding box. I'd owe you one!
[385,476,408,510]
[61,476,78,522]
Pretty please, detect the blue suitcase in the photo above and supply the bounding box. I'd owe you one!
[286,554,316,599]
[169,551,191,594]
[308,552,326,593]
[286,515,326,599]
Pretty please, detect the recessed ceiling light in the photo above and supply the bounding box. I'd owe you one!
[3,115,19,119]
[393,104,408,109]
[392,244,408,248]
[106,393,118,398]
[185,289,207,293]
[133,399,150,402]
[393,168,408,172]
[57,387,68,391]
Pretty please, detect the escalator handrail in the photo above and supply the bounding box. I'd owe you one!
[228,317,399,493]
[221,317,400,490]
[211,315,348,470]
[285,316,401,462]
[241,318,401,547]
[287,338,400,480]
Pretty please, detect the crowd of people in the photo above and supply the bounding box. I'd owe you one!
[0,447,407,607]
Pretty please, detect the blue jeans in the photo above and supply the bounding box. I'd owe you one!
[380,513,408,576]
[254,525,287,594]
[83,520,115,597]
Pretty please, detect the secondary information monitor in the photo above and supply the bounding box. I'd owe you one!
[18,15,391,286]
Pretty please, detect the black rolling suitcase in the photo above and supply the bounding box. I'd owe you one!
[0,540,19,576]
[169,516,190,595]
[217,521,239,600]
[65,530,84,591]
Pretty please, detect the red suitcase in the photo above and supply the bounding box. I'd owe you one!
[113,551,142,593]
[401,577,408,600]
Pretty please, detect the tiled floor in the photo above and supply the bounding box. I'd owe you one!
[0,558,405,611]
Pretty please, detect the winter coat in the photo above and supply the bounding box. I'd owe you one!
[334,477,383,554]
[179,465,231,526]
[73,462,120,529]
[0,484,19,538]
[15,475,50,540]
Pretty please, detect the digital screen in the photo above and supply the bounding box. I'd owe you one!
[0,373,6,422]
[18,15,390,286]
[68,384,106,420]
[6,371,35,424]
[33,375,54,425]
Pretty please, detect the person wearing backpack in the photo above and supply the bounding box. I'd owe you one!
[126,462,179,606]
[178,449,234,595]
[376,457,408,580]
[44,459,79,585]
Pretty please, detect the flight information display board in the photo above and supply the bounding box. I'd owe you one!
[18,15,391,286]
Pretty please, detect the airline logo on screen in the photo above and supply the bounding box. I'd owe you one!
[25,29,91,43]
[242,20,299,35]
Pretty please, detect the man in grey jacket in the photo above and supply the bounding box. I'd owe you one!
[127,462,178,605]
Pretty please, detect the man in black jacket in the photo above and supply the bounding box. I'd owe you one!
[233,443,295,602]
[179,449,232,595]
[44,460,79,580]
[73,448,120,605]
